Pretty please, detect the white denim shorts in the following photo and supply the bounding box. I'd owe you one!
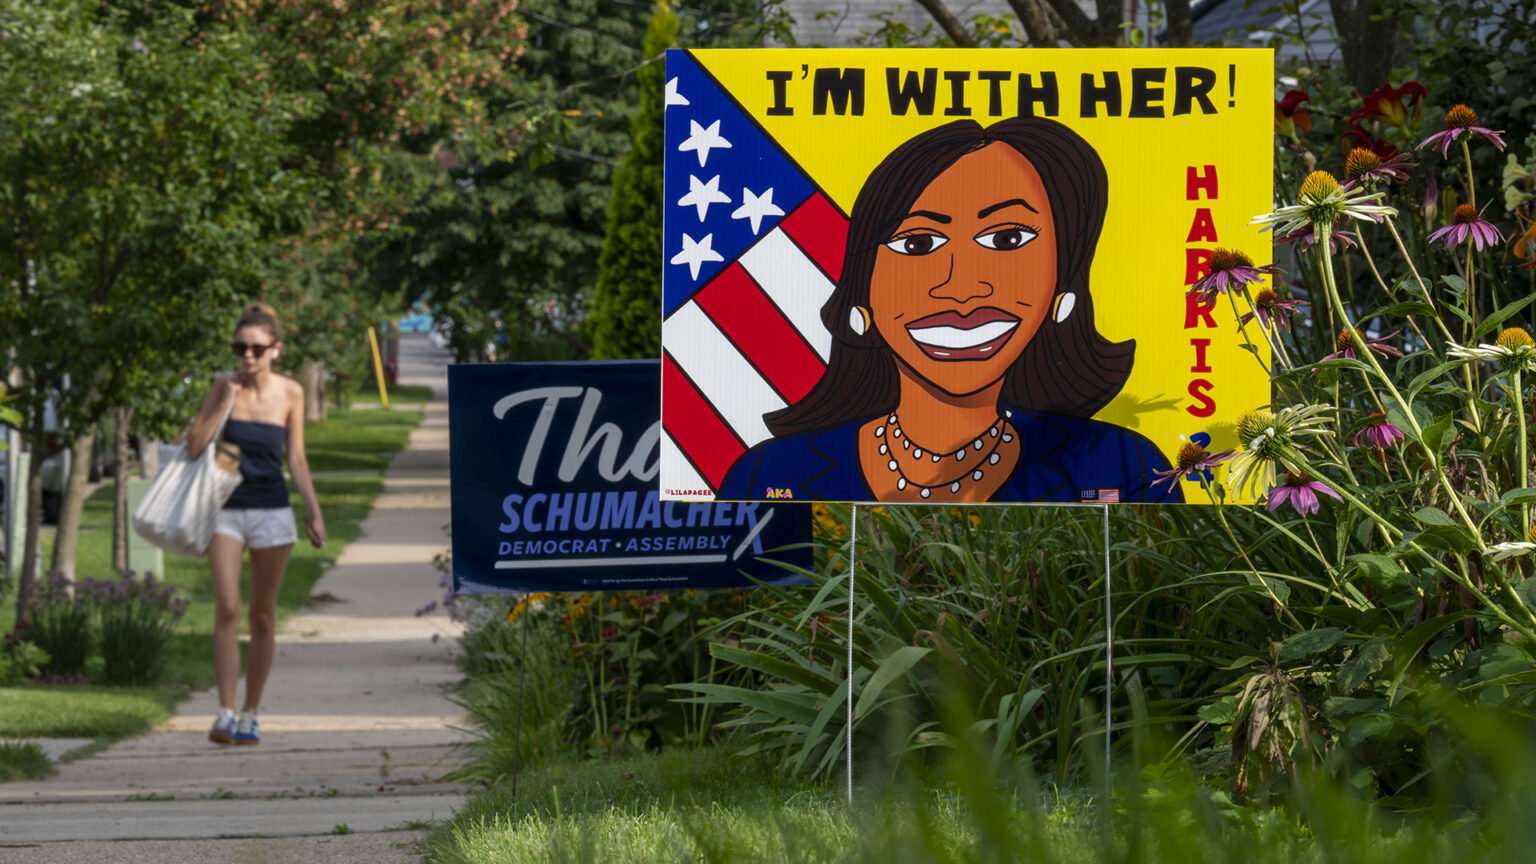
[214,508,298,550]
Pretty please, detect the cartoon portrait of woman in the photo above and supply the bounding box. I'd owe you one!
[716,116,1183,504]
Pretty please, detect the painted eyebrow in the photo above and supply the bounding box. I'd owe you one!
[977,198,1039,219]
[901,209,952,224]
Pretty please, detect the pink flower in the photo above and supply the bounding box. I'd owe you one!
[1266,472,1342,516]
[1421,172,1439,223]
[1152,441,1234,491]
[1188,248,1282,300]
[1341,147,1416,190]
[1417,104,1507,157]
[1352,416,1406,450]
[1428,203,1504,252]
[1322,328,1403,361]
[1238,287,1307,331]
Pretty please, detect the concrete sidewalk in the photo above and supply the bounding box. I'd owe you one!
[0,335,469,863]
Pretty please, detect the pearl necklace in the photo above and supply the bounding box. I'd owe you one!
[873,412,1016,498]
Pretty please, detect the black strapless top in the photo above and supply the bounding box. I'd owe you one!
[222,420,289,509]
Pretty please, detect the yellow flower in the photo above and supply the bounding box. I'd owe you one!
[506,591,553,624]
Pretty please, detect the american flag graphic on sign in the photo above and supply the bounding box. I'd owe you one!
[661,50,846,499]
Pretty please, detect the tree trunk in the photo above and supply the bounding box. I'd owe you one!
[1164,0,1193,46]
[49,431,96,581]
[1328,0,1408,97]
[300,359,327,422]
[14,412,46,626]
[112,405,133,572]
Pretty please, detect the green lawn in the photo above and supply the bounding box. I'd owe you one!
[0,404,422,753]
[428,748,1529,864]
[0,686,181,740]
[342,375,435,407]
[307,407,425,473]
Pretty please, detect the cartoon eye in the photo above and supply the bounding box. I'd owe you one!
[975,226,1038,251]
[883,232,949,256]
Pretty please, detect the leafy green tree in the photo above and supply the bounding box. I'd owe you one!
[0,2,300,614]
[588,3,678,361]
[173,0,525,413]
[364,0,655,363]
[366,0,754,364]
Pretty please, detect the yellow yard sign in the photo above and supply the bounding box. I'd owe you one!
[659,49,1274,505]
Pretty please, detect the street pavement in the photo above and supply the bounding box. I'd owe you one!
[0,335,470,863]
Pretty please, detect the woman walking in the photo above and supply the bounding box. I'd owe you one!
[187,303,327,745]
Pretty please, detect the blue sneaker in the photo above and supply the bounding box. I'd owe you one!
[209,708,236,744]
[233,711,260,746]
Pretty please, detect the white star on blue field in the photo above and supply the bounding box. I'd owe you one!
[662,50,815,315]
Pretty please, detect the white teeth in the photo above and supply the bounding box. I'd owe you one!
[907,320,1017,350]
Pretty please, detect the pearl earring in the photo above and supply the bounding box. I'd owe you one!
[848,306,871,336]
[1053,292,1076,323]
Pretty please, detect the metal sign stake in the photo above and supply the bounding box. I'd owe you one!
[1102,504,1113,800]
[512,590,529,799]
[846,503,857,808]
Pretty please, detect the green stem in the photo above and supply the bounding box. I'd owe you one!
[1381,214,1485,432]
[1516,369,1530,531]
[1357,237,1433,349]
[1312,233,1536,633]
[1205,483,1305,629]
[1316,224,1482,537]
[1384,217,1434,310]
[1250,505,1336,574]
[1461,137,1478,211]
[1241,285,1294,372]
[1307,469,1536,639]
[1225,289,1273,374]
[1464,237,1476,342]
[1301,515,1343,596]
[1458,137,1486,400]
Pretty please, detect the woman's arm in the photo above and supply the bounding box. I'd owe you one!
[286,380,327,548]
[187,375,238,459]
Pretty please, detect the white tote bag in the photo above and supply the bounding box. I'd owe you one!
[132,403,244,557]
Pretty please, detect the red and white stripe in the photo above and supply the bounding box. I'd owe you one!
[662,192,848,498]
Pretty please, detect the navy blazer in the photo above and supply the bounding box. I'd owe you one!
[718,407,1184,504]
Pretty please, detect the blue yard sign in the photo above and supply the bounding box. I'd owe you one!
[449,361,812,593]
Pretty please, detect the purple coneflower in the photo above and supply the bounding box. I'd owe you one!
[1322,328,1403,361]
[1266,471,1343,516]
[1428,203,1504,252]
[1273,226,1359,254]
[1151,441,1235,491]
[1417,104,1507,157]
[1342,147,1416,189]
[1352,415,1406,450]
[1238,287,1308,331]
[1188,248,1282,300]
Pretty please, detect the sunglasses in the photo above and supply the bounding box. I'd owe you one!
[231,341,276,358]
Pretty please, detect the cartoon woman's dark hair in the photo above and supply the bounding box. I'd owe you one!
[766,116,1134,437]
